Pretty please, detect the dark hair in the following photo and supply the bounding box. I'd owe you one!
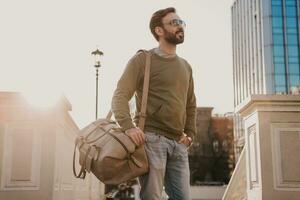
[149,7,176,41]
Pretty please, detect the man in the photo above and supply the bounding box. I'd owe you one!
[111,7,196,200]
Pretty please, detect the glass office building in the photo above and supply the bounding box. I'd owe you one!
[272,0,300,93]
[231,0,300,159]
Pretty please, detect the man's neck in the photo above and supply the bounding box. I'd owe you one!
[158,40,177,55]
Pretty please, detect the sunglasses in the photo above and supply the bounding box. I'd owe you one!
[164,19,186,28]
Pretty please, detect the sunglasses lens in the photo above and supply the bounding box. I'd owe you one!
[174,19,186,27]
[174,19,181,26]
[167,19,186,27]
[179,20,186,27]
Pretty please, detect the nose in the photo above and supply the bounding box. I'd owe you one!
[177,27,184,33]
[178,24,184,29]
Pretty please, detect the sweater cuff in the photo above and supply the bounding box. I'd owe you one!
[184,130,195,141]
[120,119,136,132]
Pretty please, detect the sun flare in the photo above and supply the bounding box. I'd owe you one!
[22,89,62,110]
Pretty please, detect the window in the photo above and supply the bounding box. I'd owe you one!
[272,5,283,16]
[289,75,300,86]
[274,45,285,56]
[275,63,286,73]
[273,33,284,44]
[285,0,296,6]
[287,28,297,34]
[275,86,287,93]
[288,56,299,63]
[288,46,299,57]
[288,63,300,74]
[285,6,297,16]
[287,34,298,45]
[272,17,283,27]
[275,74,287,85]
[272,0,282,6]
[286,17,297,28]
[273,27,284,34]
[274,56,285,63]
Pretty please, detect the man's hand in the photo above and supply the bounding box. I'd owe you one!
[125,127,145,146]
[178,133,192,147]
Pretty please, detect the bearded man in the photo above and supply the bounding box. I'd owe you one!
[111,7,196,200]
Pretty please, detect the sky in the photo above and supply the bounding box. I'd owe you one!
[0,0,235,128]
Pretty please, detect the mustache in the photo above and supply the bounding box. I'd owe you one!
[176,29,184,34]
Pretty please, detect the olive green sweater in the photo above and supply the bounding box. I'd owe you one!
[111,50,196,141]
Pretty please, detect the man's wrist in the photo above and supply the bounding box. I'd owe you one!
[187,136,193,147]
[125,127,137,134]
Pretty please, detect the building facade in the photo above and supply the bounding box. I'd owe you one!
[0,92,103,200]
[231,0,300,159]
[189,108,235,186]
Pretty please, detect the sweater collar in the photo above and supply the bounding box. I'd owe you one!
[150,48,178,61]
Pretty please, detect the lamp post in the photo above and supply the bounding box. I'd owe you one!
[91,48,105,199]
[91,48,103,120]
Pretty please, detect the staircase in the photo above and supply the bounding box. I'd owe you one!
[222,147,246,200]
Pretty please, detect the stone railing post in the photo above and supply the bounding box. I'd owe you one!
[236,95,300,200]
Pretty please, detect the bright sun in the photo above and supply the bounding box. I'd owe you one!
[22,88,62,110]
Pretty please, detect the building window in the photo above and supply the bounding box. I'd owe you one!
[287,27,298,33]
[274,56,285,63]
[275,86,287,93]
[272,0,283,6]
[273,27,284,34]
[272,0,300,93]
[275,63,286,73]
[286,5,297,16]
[288,46,299,57]
[288,63,300,74]
[289,75,300,86]
[285,0,296,6]
[286,17,297,28]
[287,33,298,45]
[272,5,283,16]
[288,56,299,63]
[275,74,287,85]
[274,45,285,56]
[273,33,284,44]
[272,17,284,27]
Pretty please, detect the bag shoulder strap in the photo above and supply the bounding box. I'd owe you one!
[106,50,152,131]
[137,49,151,131]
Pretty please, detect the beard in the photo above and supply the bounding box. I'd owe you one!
[162,27,184,45]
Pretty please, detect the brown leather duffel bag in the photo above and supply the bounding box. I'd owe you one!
[73,50,151,184]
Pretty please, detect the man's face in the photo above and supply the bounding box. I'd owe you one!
[160,12,185,45]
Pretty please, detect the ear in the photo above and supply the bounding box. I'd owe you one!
[155,26,164,37]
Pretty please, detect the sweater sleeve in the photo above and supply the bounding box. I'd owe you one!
[184,69,197,140]
[111,53,144,131]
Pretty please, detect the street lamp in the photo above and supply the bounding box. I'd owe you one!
[91,48,104,120]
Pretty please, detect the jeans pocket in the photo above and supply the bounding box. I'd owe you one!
[179,142,188,150]
[175,142,189,161]
[145,132,160,143]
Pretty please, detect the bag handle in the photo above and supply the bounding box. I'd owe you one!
[106,50,152,131]
[73,139,88,179]
[107,131,143,168]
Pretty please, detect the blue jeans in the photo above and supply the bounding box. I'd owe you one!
[139,131,191,200]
